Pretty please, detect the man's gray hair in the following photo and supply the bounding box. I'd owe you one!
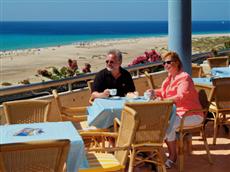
[107,49,122,62]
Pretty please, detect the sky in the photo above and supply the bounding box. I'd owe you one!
[1,0,230,21]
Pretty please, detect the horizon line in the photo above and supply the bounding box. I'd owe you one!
[1,20,230,22]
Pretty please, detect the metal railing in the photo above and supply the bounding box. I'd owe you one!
[0,62,162,98]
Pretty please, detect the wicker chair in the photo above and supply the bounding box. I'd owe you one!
[0,139,70,172]
[52,89,107,130]
[209,77,230,145]
[3,100,51,124]
[52,90,88,127]
[52,89,107,148]
[87,80,94,105]
[79,105,139,172]
[207,56,229,69]
[125,101,173,172]
[144,71,155,89]
[176,83,215,172]
[192,64,203,78]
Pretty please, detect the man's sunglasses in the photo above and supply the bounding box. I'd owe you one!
[106,60,115,64]
[163,60,174,65]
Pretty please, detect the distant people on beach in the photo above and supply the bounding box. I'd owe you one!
[68,59,78,72]
[82,63,91,73]
[91,49,136,99]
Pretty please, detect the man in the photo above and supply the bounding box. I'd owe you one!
[91,49,135,99]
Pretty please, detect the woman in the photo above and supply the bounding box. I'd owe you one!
[148,51,203,168]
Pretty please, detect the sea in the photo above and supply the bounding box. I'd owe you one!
[0,21,230,51]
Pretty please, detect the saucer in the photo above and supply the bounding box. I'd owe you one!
[110,96,120,99]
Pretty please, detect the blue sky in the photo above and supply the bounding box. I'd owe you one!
[1,0,230,21]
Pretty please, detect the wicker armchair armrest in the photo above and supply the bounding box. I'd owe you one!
[79,131,118,138]
[113,117,121,133]
[61,114,87,122]
[79,128,109,132]
[217,108,230,113]
[132,143,163,148]
[62,106,87,113]
[86,145,130,153]
[89,95,94,105]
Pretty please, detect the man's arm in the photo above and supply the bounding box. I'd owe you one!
[91,89,110,99]
[91,71,110,99]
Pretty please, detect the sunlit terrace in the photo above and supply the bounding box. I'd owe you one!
[1,49,230,171]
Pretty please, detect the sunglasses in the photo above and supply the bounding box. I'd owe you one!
[106,60,115,64]
[163,60,174,65]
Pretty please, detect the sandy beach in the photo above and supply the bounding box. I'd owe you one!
[1,33,229,86]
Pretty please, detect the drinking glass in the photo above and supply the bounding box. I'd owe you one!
[144,91,153,101]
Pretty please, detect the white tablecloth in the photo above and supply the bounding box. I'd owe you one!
[211,67,230,77]
[87,97,176,130]
[87,97,146,128]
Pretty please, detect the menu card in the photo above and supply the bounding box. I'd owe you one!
[14,128,44,136]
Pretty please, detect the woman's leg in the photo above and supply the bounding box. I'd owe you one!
[165,116,181,162]
[165,140,177,161]
[165,115,204,162]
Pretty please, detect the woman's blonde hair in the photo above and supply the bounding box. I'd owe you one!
[162,51,183,70]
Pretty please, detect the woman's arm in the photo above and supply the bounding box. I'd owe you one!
[164,77,191,103]
[154,88,163,98]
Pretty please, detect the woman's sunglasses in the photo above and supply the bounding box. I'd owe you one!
[163,60,174,65]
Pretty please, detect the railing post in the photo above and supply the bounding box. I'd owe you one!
[68,83,72,91]
[136,70,140,77]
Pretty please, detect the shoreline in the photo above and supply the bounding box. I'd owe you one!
[1,32,229,53]
[1,33,230,86]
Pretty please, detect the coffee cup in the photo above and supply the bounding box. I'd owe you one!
[109,89,117,96]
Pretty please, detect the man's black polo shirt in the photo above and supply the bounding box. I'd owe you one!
[93,67,135,97]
